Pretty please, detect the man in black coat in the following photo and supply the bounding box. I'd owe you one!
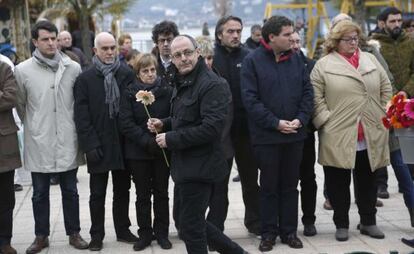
[241,16,313,252]
[148,35,249,254]
[212,16,261,236]
[291,31,318,237]
[244,24,262,50]
[151,21,179,86]
[74,32,138,251]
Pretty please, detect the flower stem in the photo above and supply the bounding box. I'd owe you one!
[144,105,170,168]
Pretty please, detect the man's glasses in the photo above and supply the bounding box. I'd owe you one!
[172,49,195,60]
[340,37,359,43]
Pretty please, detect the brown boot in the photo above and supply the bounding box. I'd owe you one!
[0,244,17,254]
[69,233,89,249]
[26,236,49,254]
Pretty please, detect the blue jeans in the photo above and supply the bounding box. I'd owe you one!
[390,150,414,208]
[31,168,80,236]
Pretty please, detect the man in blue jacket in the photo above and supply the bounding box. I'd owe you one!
[241,16,314,252]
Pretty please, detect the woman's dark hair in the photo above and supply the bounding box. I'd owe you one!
[214,15,243,43]
[31,20,58,40]
[151,20,179,43]
[262,16,293,43]
[403,18,414,29]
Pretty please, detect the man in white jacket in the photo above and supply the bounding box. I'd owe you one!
[15,20,88,254]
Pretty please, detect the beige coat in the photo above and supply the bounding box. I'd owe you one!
[15,54,83,173]
[311,51,392,170]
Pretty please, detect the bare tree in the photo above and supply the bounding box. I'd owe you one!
[212,0,232,18]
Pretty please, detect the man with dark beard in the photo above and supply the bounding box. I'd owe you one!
[371,7,414,97]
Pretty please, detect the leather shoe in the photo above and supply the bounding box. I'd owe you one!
[303,224,317,236]
[0,244,17,254]
[156,237,172,249]
[258,238,275,252]
[232,174,240,182]
[88,239,102,251]
[377,187,389,199]
[281,234,303,249]
[117,230,139,244]
[69,233,88,249]
[26,236,49,254]
[133,237,151,251]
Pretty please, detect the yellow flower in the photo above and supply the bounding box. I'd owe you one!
[136,90,155,106]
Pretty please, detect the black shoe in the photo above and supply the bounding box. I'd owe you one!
[281,234,303,249]
[258,238,275,252]
[303,224,317,236]
[156,237,172,249]
[133,238,151,251]
[88,239,102,251]
[117,231,139,244]
[377,186,389,199]
[402,238,414,248]
[14,184,23,192]
[232,174,240,182]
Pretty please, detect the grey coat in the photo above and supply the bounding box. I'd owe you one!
[15,54,83,173]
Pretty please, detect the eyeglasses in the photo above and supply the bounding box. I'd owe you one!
[157,38,173,44]
[172,49,195,60]
[340,37,359,43]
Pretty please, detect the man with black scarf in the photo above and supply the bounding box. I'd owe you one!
[74,32,137,251]
[212,15,261,236]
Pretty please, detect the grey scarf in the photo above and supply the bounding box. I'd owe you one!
[33,48,62,72]
[92,55,121,119]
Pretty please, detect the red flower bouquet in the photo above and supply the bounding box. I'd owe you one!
[382,94,414,129]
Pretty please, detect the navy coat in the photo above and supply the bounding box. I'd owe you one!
[240,45,314,145]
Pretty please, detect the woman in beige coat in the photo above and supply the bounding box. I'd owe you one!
[311,20,392,242]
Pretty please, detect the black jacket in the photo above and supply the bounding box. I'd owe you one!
[212,43,250,135]
[241,45,314,145]
[74,64,135,173]
[244,37,260,50]
[152,47,176,86]
[164,58,231,184]
[119,78,172,160]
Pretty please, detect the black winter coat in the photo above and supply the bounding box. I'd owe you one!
[212,43,250,135]
[164,58,231,184]
[241,45,314,145]
[119,78,172,160]
[244,37,260,51]
[74,64,135,173]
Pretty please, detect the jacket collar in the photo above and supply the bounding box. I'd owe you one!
[175,57,206,88]
[324,50,377,83]
[215,42,242,55]
[260,39,293,63]
[371,31,409,43]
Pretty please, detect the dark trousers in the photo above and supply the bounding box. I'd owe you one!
[299,133,317,226]
[207,159,232,232]
[127,159,170,239]
[177,182,244,254]
[0,170,15,246]
[89,169,132,240]
[390,150,414,208]
[31,168,80,236]
[231,131,260,232]
[254,142,303,239]
[375,167,388,190]
[324,150,377,228]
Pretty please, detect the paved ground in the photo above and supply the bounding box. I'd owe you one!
[11,161,414,254]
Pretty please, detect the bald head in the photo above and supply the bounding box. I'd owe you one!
[93,32,116,64]
[57,30,72,48]
[94,32,115,48]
